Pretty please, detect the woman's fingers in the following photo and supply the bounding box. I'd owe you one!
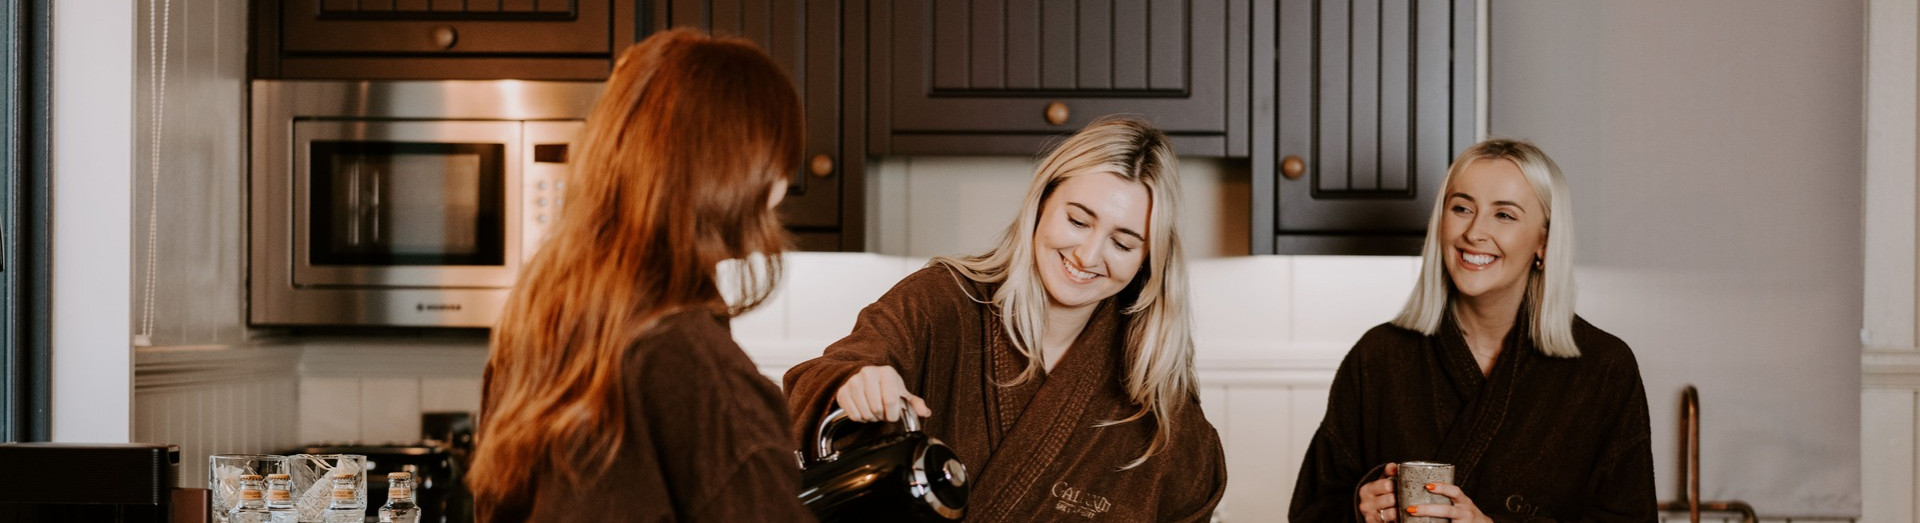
[1358,477,1397,522]
[836,366,927,422]
[906,394,933,418]
[1384,462,1399,478]
[1410,482,1483,522]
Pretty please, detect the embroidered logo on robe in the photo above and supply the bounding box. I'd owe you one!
[1050,481,1112,518]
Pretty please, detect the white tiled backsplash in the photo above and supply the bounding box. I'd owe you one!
[291,252,1414,446]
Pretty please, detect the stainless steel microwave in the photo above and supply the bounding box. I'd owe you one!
[250,80,603,327]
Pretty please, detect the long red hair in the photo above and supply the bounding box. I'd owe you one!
[468,28,802,499]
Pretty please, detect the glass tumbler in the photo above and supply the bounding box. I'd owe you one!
[286,453,368,522]
[208,454,289,523]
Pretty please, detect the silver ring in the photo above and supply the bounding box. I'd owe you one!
[1378,508,1389,521]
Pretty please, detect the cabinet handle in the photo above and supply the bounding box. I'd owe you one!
[432,26,459,50]
[809,154,834,178]
[1044,102,1070,126]
[1281,155,1306,180]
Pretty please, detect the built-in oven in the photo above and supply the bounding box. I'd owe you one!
[250,80,603,327]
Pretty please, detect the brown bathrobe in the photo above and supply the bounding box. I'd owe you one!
[478,309,813,522]
[784,265,1227,522]
[1289,314,1657,522]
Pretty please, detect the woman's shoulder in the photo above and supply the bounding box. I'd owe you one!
[885,263,994,308]
[1568,315,1638,367]
[627,309,749,370]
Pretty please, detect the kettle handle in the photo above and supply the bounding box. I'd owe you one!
[814,398,922,463]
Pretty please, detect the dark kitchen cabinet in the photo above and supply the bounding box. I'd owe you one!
[1252,0,1478,254]
[866,0,1251,157]
[252,0,640,80]
[653,0,864,251]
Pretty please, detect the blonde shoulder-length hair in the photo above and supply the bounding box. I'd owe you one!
[932,116,1196,469]
[1392,138,1581,358]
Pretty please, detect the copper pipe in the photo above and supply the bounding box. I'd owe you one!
[1656,385,1757,523]
[1687,385,1699,523]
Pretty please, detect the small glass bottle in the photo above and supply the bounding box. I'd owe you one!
[227,474,271,523]
[322,473,364,523]
[263,473,297,523]
[377,472,419,523]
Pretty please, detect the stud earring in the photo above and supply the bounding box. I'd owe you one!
[1533,256,1544,270]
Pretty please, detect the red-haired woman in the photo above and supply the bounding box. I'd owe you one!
[467,29,810,522]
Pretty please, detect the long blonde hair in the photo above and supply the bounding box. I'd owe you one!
[468,29,803,498]
[932,117,1196,469]
[1392,138,1581,357]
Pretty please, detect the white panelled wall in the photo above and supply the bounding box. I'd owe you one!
[1861,0,1920,521]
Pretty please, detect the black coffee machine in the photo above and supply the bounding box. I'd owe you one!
[0,443,180,522]
[797,404,969,522]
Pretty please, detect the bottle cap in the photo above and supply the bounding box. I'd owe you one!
[333,473,355,480]
[240,474,262,481]
[387,472,412,480]
[266,473,290,480]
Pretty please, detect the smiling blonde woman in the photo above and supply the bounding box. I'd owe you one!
[1290,139,1656,522]
[783,117,1226,522]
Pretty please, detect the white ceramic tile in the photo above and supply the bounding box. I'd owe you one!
[784,253,917,342]
[420,377,483,415]
[1198,385,1229,435]
[726,260,790,343]
[1220,386,1294,523]
[1289,256,1420,348]
[358,378,421,444]
[298,377,360,444]
[1188,256,1291,350]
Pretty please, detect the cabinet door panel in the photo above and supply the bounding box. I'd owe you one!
[876,0,1243,156]
[665,0,856,248]
[282,0,611,55]
[1262,0,1475,253]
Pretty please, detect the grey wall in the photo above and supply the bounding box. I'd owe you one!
[1491,1,1863,516]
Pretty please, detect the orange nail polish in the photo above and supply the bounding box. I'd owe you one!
[1425,483,1437,491]
[1407,506,1420,516]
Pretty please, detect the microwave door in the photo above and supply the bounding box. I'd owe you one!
[291,120,522,289]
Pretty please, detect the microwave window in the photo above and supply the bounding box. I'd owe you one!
[309,141,506,266]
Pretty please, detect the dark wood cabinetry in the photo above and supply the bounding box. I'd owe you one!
[866,0,1250,157]
[1252,0,1479,254]
[652,0,864,251]
[253,0,639,80]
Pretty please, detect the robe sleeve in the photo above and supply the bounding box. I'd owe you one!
[1162,418,1230,523]
[781,266,968,450]
[1564,351,1658,522]
[1290,332,1380,523]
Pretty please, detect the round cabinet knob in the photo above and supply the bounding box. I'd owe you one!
[1044,102,1070,126]
[809,154,834,178]
[432,26,459,50]
[1281,155,1306,180]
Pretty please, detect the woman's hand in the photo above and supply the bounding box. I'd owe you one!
[1406,482,1492,523]
[1359,462,1400,522]
[834,365,932,422]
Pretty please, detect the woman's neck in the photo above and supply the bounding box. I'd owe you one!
[1040,300,1096,373]
[1453,293,1523,375]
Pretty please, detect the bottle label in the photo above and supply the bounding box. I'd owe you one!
[240,490,263,500]
[267,490,291,501]
[333,489,354,500]
[389,487,410,498]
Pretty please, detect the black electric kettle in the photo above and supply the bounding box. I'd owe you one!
[797,401,969,521]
